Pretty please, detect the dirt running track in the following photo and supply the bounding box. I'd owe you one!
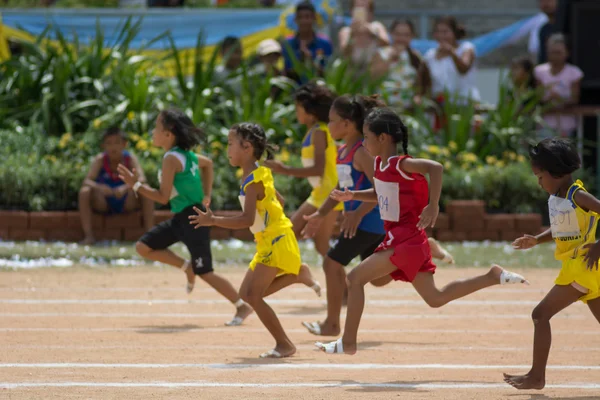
[0,266,599,399]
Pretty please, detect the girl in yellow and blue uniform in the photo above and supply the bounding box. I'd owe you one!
[264,81,343,258]
[189,122,321,359]
[505,138,600,391]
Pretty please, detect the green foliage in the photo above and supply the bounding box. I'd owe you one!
[0,18,167,136]
[0,17,567,215]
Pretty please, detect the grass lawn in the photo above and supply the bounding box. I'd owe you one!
[0,239,560,270]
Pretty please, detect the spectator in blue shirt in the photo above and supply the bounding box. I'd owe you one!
[282,1,333,83]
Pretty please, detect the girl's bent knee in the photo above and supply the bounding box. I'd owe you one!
[135,241,150,257]
[531,306,550,323]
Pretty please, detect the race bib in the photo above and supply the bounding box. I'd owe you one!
[301,157,322,188]
[238,195,265,234]
[548,195,580,238]
[374,178,400,222]
[336,164,354,189]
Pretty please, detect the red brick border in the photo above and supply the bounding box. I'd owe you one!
[0,204,544,243]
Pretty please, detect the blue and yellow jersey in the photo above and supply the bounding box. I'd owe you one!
[301,122,342,209]
[238,165,292,238]
[550,180,599,261]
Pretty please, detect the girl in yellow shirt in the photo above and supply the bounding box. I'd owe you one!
[264,81,343,258]
[189,122,321,359]
[506,138,600,390]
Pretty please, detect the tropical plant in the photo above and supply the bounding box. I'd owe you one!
[0,17,169,135]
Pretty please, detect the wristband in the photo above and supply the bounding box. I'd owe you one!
[133,181,142,193]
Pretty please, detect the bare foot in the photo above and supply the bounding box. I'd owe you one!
[428,238,454,263]
[230,303,253,325]
[298,263,321,296]
[489,264,529,285]
[503,372,545,390]
[184,263,195,293]
[79,236,95,246]
[315,338,357,355]
[302,320,341,336]
[260,342,296,358]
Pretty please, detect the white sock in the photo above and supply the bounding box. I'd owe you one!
[181,261,190,272]
[234,299,246,308]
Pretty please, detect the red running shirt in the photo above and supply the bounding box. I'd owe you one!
[373,155,429,233]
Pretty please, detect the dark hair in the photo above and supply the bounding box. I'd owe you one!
[159,108,204,151]
[230,122,277,161]
[293,81,336,123]
[364,108,409,155]
[350,0,374,12]
[220,36,240,53]
[295,0,316,15]
[102,126,127,142]
[389,19,422,71]
[331,94,386,132]
[512,56,536,90]
[390,19,415,34]
[529,138,580,178]
[434,16,466,40]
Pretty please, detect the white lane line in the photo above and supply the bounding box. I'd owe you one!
[1,381,599,389]
[0,287,548,294]
[0,299,542,306]
[1,327,596,335]
[0,312,587,320]
[4,344,600,352]
[2,363,600,371]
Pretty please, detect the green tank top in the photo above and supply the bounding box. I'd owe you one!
[160,147,204,213]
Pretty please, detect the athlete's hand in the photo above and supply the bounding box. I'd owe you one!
[202,197,211,208]
[340,210,361,239]
[583,241,600,271]
[263,160,287,174]
[512,234,538,250]
[302,212,324,239]
[117,164,139,188]
[417,203,439,229]
[189,206,214,228]
[330,188,354,202]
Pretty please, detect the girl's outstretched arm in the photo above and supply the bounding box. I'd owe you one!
[118,154,180,205]
[189,182,263,230]
[331,188,377,203]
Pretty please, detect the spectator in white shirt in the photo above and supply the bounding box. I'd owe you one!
[338,0,389,71]
[423,16,479,103]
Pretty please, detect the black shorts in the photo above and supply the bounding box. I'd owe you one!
[139,205,213,276]
[327,229,385,266]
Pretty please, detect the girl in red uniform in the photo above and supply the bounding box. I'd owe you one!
[316,107,529,355]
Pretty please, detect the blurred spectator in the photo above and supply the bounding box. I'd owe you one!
[148,0,184,6]
[535,0,558,64]
[79,127,154,245]
[511,57,536,93]
[535,34,583,138]
[423,16,479,103]
[370,19,430,110]
[338,0,389,71]
[282,1,333,83]
[214,36,243,84]
[509,56,538,111]
[256,38,283,76]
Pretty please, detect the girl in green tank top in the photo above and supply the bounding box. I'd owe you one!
[118,108,253,327]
